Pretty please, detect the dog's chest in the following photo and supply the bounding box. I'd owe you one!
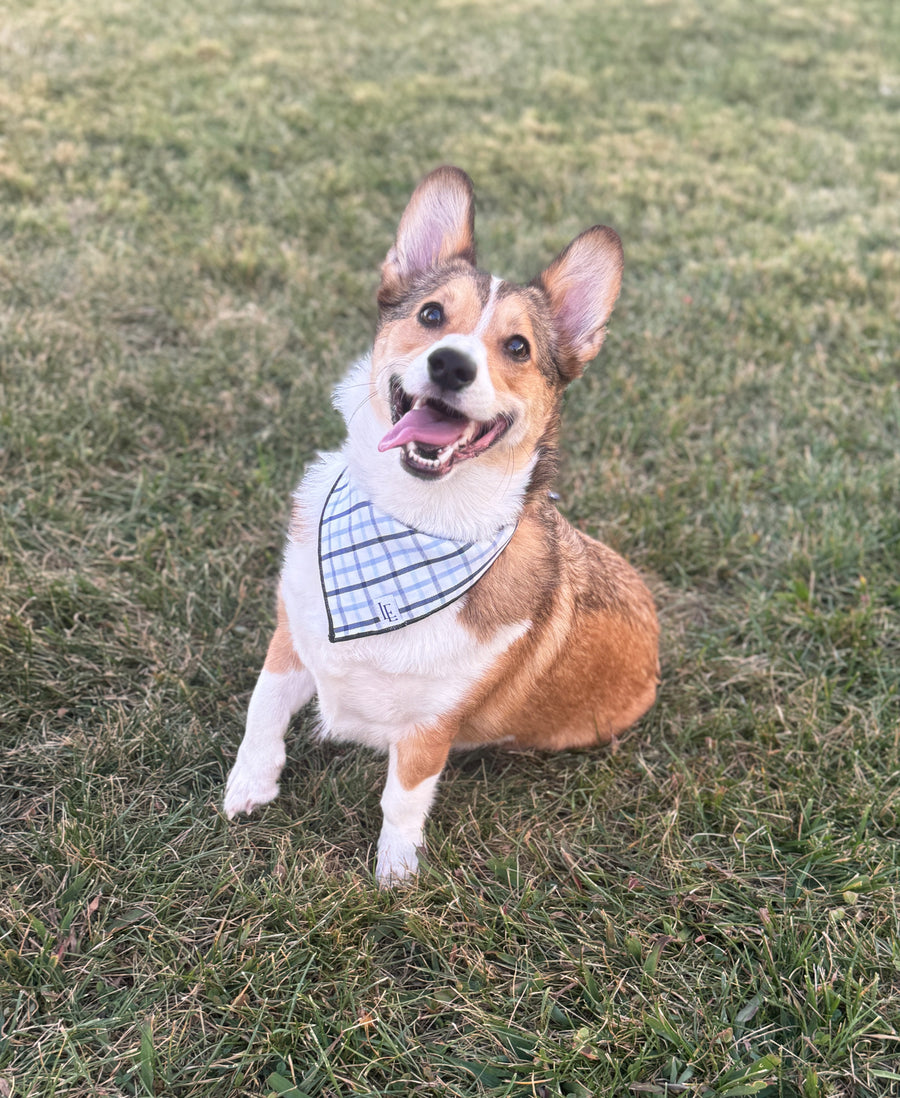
[285,544,526,747]
[279,463,528,749]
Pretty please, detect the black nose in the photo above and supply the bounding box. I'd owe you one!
[427,346,477,391]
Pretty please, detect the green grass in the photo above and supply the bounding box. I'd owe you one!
[1,0,898,1094]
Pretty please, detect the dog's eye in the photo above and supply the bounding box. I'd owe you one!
[505,335,530,360]
[418,302,444,328]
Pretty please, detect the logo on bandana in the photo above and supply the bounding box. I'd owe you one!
[318,469,516,642]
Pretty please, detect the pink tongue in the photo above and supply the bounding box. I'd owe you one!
[378,405,469,452]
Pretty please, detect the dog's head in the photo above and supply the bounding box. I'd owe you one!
[336,166,623,537]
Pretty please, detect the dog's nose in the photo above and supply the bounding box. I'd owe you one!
[427,346,477,391]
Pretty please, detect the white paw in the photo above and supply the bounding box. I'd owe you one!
[375,833,421,887]
[223,757,282,819]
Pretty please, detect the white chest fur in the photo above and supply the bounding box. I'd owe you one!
[280,452,528,751]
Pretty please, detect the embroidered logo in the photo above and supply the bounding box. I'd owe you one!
[376,597,400,624]
[318,469,516,642]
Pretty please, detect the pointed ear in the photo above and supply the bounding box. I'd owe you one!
[535,226,624,379]
[379,166,476,305]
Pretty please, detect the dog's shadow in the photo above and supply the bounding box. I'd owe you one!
[273,713,636,875]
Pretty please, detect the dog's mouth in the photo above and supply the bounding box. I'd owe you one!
[377,377,512,479]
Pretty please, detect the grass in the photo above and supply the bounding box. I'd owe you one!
[1,0,898,1094]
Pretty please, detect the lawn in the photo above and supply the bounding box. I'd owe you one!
[1,0,898,1095]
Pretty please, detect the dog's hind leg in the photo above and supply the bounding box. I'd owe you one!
[224,594,314,819]
[375,732,451,887]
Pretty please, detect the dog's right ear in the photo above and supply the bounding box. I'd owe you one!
[379,167,476,306]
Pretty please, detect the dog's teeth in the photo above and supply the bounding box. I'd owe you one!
[404,442,439,470]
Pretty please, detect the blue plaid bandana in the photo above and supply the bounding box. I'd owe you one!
[318,469,516,642]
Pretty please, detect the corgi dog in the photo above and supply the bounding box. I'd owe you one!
[224,166,659,885]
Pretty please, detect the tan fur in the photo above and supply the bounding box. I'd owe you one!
[226,167,660,884]
[395,729,453,791]
[372,275,493,419]
[263,591,305,675]
[477,291,559,467]
[451,504,659,750]
[367,172,655,758]
[373,275,560,481]
[354,173,656,752]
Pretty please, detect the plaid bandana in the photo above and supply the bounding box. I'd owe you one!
[318,468,516,642]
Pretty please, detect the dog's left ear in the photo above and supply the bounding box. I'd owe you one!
[379,166,476,306]
[535,226,624,380]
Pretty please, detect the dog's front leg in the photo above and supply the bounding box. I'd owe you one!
[224,597,315,819]
[376,733,451,887]
[224,666,314,818]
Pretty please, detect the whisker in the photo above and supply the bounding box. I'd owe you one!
[346,393,375,425]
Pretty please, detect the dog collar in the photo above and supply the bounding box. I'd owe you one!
[318,468,516,642]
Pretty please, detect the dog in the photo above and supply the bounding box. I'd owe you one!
[224,166,659,884]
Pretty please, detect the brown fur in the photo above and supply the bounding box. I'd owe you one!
[395,727,454,791]
[291,167,657,756]
[263,591,305,675]
[224,168,662,887]
[365,177,657,755]
[452,501,659,750]
[373,271,564,488]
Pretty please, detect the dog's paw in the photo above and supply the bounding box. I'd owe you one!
[223,762,280,820]
[375,835,421,888]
